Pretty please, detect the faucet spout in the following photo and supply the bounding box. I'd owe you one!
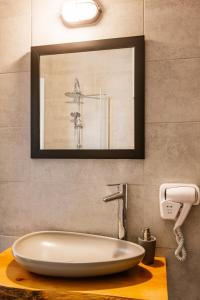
[103,192,123,202]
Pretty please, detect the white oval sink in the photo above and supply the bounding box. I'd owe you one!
[12,231,145,277]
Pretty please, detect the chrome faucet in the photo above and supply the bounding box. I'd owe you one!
[103,183,128,240]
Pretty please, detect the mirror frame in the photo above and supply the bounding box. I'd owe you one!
[31,36,145,159]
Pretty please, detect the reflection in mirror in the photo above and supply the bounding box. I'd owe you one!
[40,47,135,150]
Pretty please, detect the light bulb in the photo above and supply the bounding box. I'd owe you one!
[61,0,102,27]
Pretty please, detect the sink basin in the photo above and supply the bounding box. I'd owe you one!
[12,231,145,277]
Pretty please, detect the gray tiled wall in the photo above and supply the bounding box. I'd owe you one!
[0,1,200,299]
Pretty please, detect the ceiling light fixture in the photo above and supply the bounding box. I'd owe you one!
[61,0,102,28]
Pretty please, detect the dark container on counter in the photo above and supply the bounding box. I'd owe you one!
[138,228,156,265]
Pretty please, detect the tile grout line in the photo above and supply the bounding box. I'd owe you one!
[0,234,19,238]
[146,120,200,125]
[146,56,200,63]
[0,71,30,75]
[1,121,200,129]
[143,0,145,36]
[143,0,145,35]
[0,126,28,128]
[31,0,33,47]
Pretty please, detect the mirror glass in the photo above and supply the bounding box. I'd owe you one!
[40,47,135,150]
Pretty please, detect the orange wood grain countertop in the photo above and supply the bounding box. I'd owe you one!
[0,248,168,300]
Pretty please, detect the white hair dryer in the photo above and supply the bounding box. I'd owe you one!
[160,184,199,262]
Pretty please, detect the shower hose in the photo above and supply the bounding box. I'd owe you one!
[173,226,187,262]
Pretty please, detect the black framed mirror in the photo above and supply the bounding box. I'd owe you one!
[31,36,144,159]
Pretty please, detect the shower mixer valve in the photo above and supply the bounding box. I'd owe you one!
[70,112,83,128]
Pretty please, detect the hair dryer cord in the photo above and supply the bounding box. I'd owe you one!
[173,227,187,262]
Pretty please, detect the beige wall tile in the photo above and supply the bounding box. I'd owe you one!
[156,248,200,300]
[30,159,144,185]
[146,58,200,123]
[145,0,200,60]
[0,72,30,127]
[181,203,200,251]
[0,0,30,18]
[32,0,143,46]
[144,123,200,184]
[0,181,118,237]
[0,182,31,235]
[0,184,145,244]
[0,128,30,181]
[0,235,18,252]
[127,185,145,242]
[0,9,31,72]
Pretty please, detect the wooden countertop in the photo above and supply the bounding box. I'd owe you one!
[0,248,168,300]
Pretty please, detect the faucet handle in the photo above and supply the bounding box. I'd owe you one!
[107,184,122,192]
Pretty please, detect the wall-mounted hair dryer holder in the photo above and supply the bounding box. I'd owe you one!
[160,183,199,262]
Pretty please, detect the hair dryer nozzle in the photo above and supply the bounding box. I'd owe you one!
[166,186,196,204]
